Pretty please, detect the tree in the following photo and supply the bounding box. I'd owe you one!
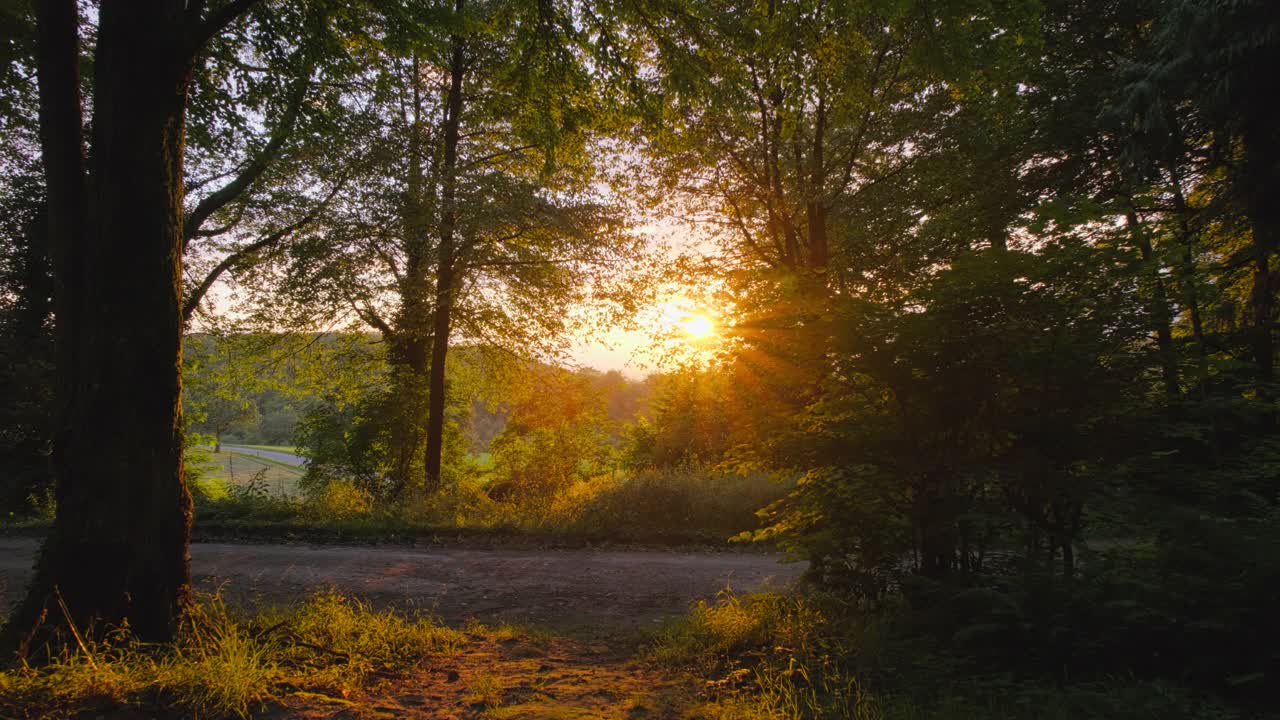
[617,0,1041,463]
[10,0,266,646]
[1125,0,1280,388]
[489,365,612,499]
[248,0,640,496]
[180,0,367,325]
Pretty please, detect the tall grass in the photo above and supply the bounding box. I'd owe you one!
[192,465,793,544]
[0,590,464,719]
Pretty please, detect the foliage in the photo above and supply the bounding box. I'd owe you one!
[0,169,52,516]
[655,591,1254,720]
[621,0,1280,711]
[756,243,1149,589]
[186,461,785,545]
[628,368,736,468]
[489,365,616,498]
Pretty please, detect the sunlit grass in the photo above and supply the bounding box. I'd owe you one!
[0,590,464,719]
[465,672,506,709]
[188,465,792,545]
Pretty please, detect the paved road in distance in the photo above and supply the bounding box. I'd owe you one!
[222,444,306,466]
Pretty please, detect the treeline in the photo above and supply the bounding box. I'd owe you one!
[182,332,741,499]
[614,0,1280,709]
[178,332,784,542]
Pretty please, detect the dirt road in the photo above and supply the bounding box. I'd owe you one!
[0,538,804,629]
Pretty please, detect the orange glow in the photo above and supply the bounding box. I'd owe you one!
[681,313,714,339]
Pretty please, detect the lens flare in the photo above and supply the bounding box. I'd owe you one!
[681,314,714,339]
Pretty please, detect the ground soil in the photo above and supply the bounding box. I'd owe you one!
[0,538,804,718]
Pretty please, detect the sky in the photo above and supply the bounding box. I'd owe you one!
[565,218,723,377]
[198,217,720,379]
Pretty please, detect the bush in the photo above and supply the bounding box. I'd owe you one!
[303,479,371,522]
[187,461,789,544]
[654,591,1252,720]
[573,466,791,539]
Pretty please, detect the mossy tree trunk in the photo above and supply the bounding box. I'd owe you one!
[9,0,260,648]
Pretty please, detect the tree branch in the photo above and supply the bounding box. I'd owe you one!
[347,297,393,337]
[183,226,289,323]
[188,0,263,54]
[461,144,539,170]
[183,56,312,249]
[182,174,347,321]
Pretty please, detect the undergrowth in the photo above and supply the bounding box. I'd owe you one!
[650,590,1250,720]
[184,466,791,546]
[0,590,464,719]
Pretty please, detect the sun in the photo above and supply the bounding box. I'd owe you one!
[680,313,714,339]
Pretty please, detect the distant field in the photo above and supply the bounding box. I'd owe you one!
[207,449,304,497]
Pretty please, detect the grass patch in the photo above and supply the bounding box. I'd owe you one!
[206,450,304,497]
[651,591,1249,720]
[186,465,793,548]
[0,590,464,719]
[465,672,505,709]
[7,464,791,548]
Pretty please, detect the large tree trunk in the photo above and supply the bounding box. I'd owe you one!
[386,333,429,494]
[9,0,222,648]
[423,6,465,491]
[386,55,434,495]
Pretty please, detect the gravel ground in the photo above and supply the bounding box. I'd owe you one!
[0,538,805,629]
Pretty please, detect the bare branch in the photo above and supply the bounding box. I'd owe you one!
[183,227,289,323]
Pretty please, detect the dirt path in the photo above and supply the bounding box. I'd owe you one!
[1,539,802,718]
[267,631,696,720]
[0,538,803,629]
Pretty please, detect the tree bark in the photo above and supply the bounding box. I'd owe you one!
[9,0,257,649]
[386,333,429,494]
[1249,221,1274,386]
[423,5,466,491]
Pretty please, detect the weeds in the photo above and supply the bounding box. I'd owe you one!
[650,589,873,719]
[650,591,820,671]
[465,672,505,708]
[0,590,463,719]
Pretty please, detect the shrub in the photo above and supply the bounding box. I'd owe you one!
[303,479,371,521]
